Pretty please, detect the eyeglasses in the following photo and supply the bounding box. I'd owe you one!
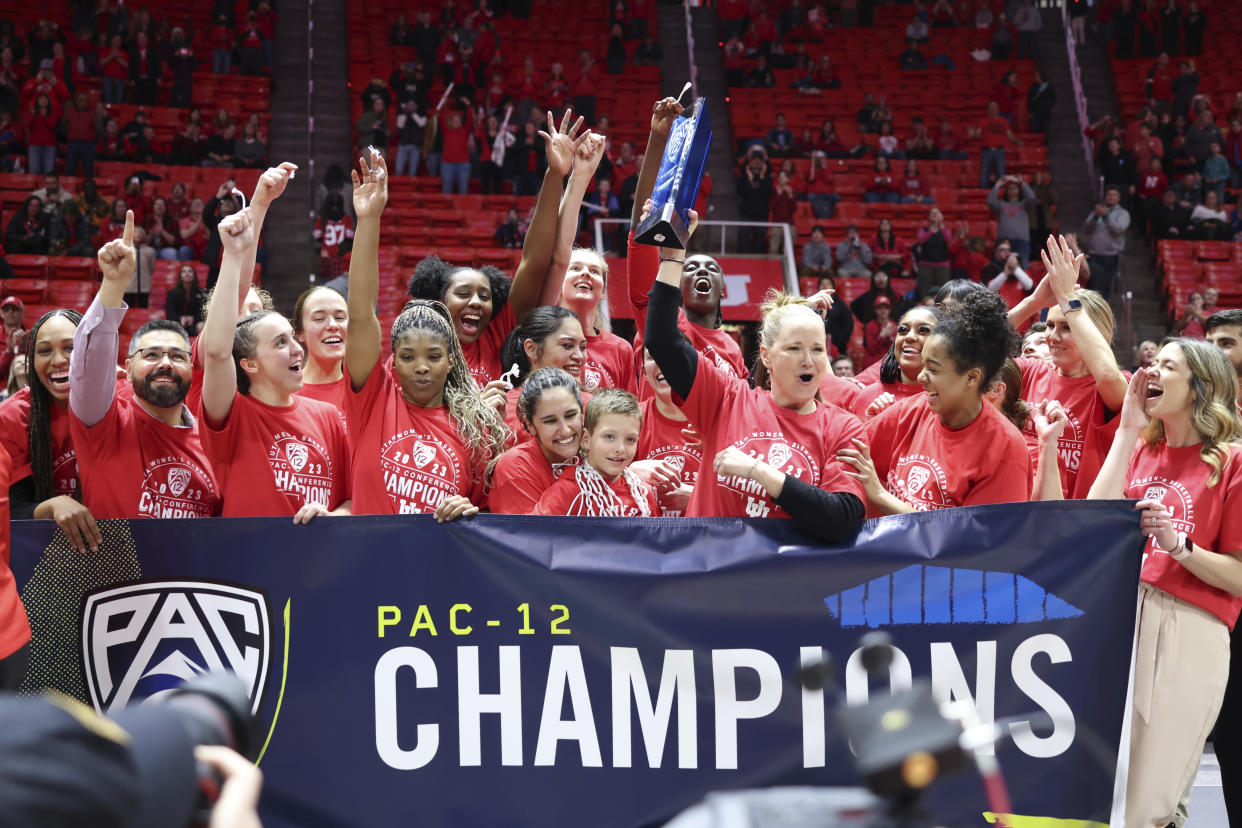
[131,346,192,367]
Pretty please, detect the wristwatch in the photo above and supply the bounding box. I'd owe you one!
[1060,298,1083,314]
[1170,532,1193,561]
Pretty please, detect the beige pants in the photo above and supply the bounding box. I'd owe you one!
[1125,583,1230,827]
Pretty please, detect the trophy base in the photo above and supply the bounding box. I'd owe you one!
[633,207,690,250]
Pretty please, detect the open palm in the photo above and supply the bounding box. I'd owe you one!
[352,150,388,218]
[540,109,589,178]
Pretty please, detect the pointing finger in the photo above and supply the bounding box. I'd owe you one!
[122,210,134,246]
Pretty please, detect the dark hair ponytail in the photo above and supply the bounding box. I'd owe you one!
[499,306,580,386]
[516,367,582,432]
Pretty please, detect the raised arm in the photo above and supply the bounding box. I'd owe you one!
[69,211,134,428]
[1042,234,1128,410]
[231,162,297,314]
[200,208,257,427]
[506,109,588,319]
[645,210,701,401]
[631,97,684,228]
[344,150,389,391]
[540,131,607,306]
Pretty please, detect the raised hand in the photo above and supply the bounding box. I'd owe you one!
[864,391,897,420]
[575,131,607,176]
[351,148,389,219]
[806,288,836,318]
[1040,234,1084,303]
[540,109,589,178]
[252,161,298,208]
[659,208,698,259]
[97,210,136,287]
[1119,367,1153,432]
[217,208,256,255]
[650,96,684,137]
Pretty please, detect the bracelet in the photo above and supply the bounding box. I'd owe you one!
[747,457,759,480]
[1169,531,1191,561]
[660,257,685,265]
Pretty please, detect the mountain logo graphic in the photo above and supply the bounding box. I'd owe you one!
[822,565,1084,628]
[82,580,272,715]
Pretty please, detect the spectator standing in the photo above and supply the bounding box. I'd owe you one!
[394,100,427,177]
[972,101,1023,188]
[439,102,475,195]
[915,207,954,295]
[1185,108,1223,169]
[1202,142,1229,203]
[1170,59,1199,121]
[1159,0,1181,55]
[128,32,159,106]
[1181,1,1205,55]
[1029,171,1057,255]
[24,95,57,175]
[767,170,797,255]
[356,98,389,157]
[211,14,234,74]
[99,34,127,102]
[987,175,1037,264]
[166,30,197,108]
[238,13,264,76]
[1014,0,1042,59]
[1027,69,1056,134]
[737,151,772,253]
[1099,137,1137,198]
[1081,186,1131,298]
[62,91,95,176]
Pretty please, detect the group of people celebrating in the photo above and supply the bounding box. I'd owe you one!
[0,92,1238,828]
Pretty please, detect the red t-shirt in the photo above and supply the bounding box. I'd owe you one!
[0,443,29,659]
[865,393,1032,516]
[637,397,702,516]
[0,390,79,498]
[201,393,351,517]
[1128,441,1242,628]
[851,379,923,419]
[675,356,866,519]
[820,373,864,412]
[344,360,482,515]
[1018,357,1123,499]
[854,358,883,386]
[979,115,1011,148]
[533,466,658,516]
[582,329,637,394]
[314,216,354,258]
[295,375,349,418]
[70,398,221,519]
[489,438,577,514]
[463,301,518,387]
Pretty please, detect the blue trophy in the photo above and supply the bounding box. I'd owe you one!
[634,98,713,249]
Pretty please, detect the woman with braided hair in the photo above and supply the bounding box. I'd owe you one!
[490,367,585,514]
[346,151,508,519]
[0,308,103,553]
[534,389,658,517]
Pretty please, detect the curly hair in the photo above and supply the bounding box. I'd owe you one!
[931,289,1020,387]
[200,284,275,318]
[1142,338,1242,487]
[751,290,827,394]
[25,309,84,502]
[391,299,510,478]
[405,255,511,312]
[499,306,580,386]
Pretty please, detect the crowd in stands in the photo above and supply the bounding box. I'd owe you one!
[0,7,274,177]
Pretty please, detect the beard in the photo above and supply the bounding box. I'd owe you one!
[132,368,191,408]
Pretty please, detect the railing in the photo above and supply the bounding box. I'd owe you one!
[683,0,698,100]
[592,217,801,298]
[1061,0,1102,202]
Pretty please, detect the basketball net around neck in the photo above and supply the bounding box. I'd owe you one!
[569,462,652,517]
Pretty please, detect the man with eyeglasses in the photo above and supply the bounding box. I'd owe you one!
[68,212,220,519]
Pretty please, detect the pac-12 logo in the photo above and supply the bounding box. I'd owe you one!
[81,580,272,715]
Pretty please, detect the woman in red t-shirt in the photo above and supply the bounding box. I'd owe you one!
[863,296,897,364]
[1009,236,1130,498]
[840,290,1032,515]
[292,285,349,412]
[345,151,509,520]
[853,305,938,418]
[0,309,100,552]
[490,368,584,514]
[199,167,352,521]
[645,213,866,543]
[534,389,657,516]
[1087,338,1242,827]
[633,349,700,516]
[557,248,637,394]
[498,306,588,441]
[405,110,591,388]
